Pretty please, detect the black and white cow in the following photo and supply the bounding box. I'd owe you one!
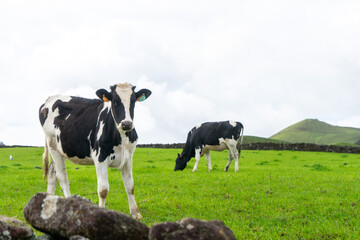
[39,83,151,220]
[174,121,244,172]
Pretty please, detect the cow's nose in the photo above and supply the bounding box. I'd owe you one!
[121,121,133,131]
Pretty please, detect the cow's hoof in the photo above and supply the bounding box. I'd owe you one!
[192,169,197,172]
[133,212,143,221]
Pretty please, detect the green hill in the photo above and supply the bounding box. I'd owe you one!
[270,119,360,145]
[243,135,287,144]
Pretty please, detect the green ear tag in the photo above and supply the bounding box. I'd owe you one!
[137,93,146,102]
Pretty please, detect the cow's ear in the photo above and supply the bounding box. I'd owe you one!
[135,89,152,102]
[96,89,112,102]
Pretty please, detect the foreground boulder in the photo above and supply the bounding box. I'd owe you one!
[24,193,149,240]
[149,218,236,240]
[36,235,89,240]
[0,215,34,240]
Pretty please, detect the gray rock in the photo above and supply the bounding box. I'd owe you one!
[24,193,149,240]
[69,235,89,240]
[36,235,53,240]
[0,215,35,240]
[149,218,236,240]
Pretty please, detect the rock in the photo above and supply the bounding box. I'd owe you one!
[149,218,236,240]
[69,235,89,240]
[24,193,149,240]
[0,215,35,240]
[37,235,87,240]
[36,235,54,240]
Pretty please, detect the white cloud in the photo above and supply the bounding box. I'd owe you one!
[330,116,360,129]
[133,77,216,143]
[63,85,98,99]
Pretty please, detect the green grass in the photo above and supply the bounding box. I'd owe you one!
[1,147,360,239]
[271,119,360,145]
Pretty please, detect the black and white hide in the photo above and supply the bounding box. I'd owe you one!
[175,121,244,172]
[39,83,151,220]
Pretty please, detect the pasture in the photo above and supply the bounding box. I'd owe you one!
[1,147,360,239]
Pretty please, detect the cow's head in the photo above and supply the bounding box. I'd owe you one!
[174,153,187,171]
[96,83,151,132]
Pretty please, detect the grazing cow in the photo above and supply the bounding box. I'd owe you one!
[39,83,151,220]
[174,121,244,172]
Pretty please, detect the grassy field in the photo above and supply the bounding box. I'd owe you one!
[1,147,360,239]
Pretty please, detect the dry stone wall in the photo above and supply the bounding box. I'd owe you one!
[242,142,360,154]
[138,143,360,154]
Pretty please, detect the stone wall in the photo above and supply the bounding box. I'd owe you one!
[243,142,360,154]
[2,143,359,154]
[137,143,185,149]
[138,142,360,154]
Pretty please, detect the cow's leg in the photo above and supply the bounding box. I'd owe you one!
[234,151,239,172]
[192,148,201,172]
[121,158,142,220]
[224,151,232,172]
[229,145,239,172]
[205,151,212,171]
[95,162,109,207]
[49,148,70,197]
[47,161,57,194]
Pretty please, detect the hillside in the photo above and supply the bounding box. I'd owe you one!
[270,119,360,145]
[243,135,287,144]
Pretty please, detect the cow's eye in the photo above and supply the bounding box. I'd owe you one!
[113,101,118,107]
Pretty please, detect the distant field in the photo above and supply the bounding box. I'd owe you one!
[1,147,360,239]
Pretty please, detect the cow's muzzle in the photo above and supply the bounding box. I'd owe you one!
[121,121,133,131]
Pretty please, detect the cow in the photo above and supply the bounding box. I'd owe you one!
[174,121,244,172]
[39,83,151,220]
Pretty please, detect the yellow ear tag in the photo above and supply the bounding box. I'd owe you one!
[102,95,109,102]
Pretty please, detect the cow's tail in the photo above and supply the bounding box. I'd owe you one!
[43,139,50,181]
[236,124,244,156]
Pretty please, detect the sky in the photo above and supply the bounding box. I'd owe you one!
[1,0,360,146]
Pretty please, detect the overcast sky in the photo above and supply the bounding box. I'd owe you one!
[1,0,360,146]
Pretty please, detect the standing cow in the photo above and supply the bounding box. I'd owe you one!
[39,83,151,220]
[174,121,244,172]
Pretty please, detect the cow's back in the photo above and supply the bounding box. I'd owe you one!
[190,121,242,146]
[39,95,104,159]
